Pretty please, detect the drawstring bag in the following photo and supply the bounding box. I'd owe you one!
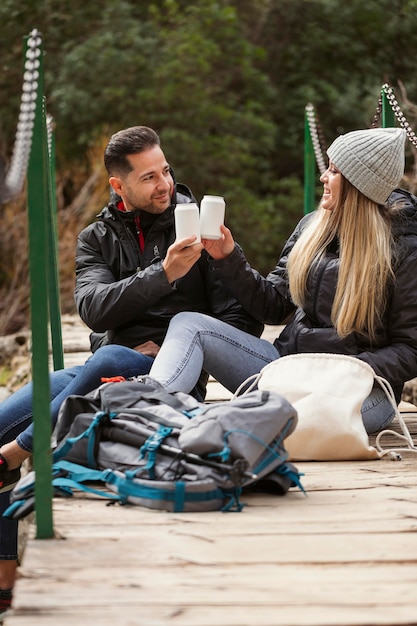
[233,353,417,462]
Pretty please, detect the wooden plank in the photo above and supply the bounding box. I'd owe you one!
[49,495,417,535]
[15,531,417,568]
[46,471,417,534]
[6,605,417,626]
[9,562,417,625]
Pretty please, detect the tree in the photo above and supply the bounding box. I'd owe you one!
[2,0,417,331]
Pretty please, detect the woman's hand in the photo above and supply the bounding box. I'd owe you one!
[202,225,235,259]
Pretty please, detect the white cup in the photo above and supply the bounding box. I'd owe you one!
[200,195,225,240]
[174,203,201,244]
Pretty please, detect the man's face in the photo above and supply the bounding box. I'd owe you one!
[110,146,174,214]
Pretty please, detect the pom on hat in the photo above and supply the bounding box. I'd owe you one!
[327,127,406,205]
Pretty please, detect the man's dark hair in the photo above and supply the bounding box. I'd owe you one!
[104,126,161,176]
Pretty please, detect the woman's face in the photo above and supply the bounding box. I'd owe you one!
[320,161,342,211]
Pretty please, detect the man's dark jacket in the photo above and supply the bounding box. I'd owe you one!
[75,182,263,352]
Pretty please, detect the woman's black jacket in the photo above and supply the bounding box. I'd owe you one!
[210,188,417,402]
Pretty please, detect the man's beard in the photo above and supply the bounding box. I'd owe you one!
[133,189,172,214]
[138,199,171,214]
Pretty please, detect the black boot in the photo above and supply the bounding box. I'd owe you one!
[0,454,21,493]
[0,588,12,616]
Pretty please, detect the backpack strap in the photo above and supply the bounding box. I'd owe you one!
[105,470,227,513]
[52,410,113,466]
[206,422,296,482]
[138,389,203,418]
[3,459,122,521]
[374,375,417,459]
[138,424,173,479]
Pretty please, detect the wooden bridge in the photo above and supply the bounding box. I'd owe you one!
[3,318,417,625]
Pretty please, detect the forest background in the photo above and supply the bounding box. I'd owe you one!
[1,0,417,336]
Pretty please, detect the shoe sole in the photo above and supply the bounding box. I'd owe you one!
[0,469,21,494]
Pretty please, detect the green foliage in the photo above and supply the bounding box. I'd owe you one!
[2,0,417,330]
[48,0,281,270]
[0,365,12,386]
[225,176,304,275]
[49,2,160,155]
[249,0,417,172]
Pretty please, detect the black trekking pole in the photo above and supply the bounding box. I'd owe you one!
[101,426,257,485]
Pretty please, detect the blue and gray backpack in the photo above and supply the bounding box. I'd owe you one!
[5,378,304,519]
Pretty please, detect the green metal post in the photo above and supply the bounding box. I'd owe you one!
[304,108,316,214]
[26,39,54,538]
[47,124,64,371]
[381,89,395,128]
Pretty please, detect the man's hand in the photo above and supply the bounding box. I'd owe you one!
[202,225,235,259]
[133,340,161,357]
[162,237,204,283]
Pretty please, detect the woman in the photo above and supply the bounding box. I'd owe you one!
[149,127,417,434]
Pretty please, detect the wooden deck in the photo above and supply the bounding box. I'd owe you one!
[3,318,417,625]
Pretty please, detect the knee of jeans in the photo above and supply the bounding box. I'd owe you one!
[170,311,207,331]
[362,398,396,435]
[92,344,134,365]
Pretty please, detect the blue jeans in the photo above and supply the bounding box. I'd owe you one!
[150,312,396,434]
[0,344,154,560]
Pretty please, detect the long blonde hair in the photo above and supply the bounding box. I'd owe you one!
[287,178,394,341]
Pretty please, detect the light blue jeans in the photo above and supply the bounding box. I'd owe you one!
[0,344,154,560]
[150,312,396,434]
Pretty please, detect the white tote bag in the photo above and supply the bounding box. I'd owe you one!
[234,353,417,462]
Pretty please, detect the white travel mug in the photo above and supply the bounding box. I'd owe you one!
[199,195,225,240]
[174,203,201,244]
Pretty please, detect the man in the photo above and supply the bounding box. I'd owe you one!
[0,126,262,606]
[75,125,261,361]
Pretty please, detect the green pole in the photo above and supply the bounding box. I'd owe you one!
[381,89,395,128]
[304,107,316,214]
[47,122,64,371]
[26,36,54,539]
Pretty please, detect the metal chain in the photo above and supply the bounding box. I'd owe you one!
[372,83,417,149]
[1,29,42,203]
[305,103,327,174]
[371,94,383,129]
[46,114,54,158]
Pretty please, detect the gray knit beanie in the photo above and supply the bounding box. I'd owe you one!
[327,127,406,205]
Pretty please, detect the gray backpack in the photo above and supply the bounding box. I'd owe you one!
[6,379,302,519]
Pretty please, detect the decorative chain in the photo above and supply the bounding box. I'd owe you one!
[46,114,54,158]
[1,29,42,203]
[372,83,417,149]
[370,94,383,129]
[305,103,327,174]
